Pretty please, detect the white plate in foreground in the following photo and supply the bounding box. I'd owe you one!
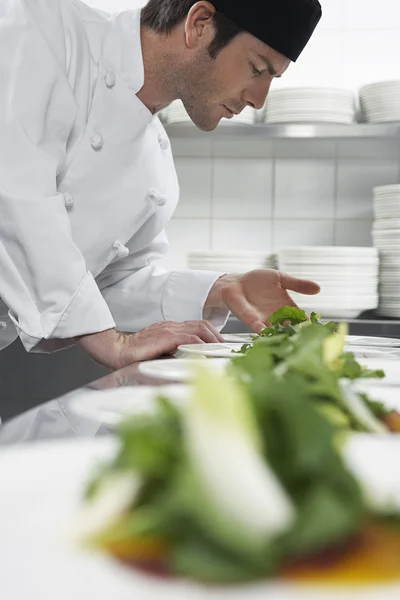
[178,343,244,358]
[223,335,400,349]
[358,358,400,385]
[353,382,400,411]
[350,347,400,360]
[346,336,400,348]
[138,358,231,382]
[69,385,190,426]
[1,437,400,600]
[223,333,256,344]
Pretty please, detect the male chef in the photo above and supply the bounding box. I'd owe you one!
[0,0,321,370]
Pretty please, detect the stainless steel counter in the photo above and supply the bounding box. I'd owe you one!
[2,314,400,445]
[0,362,170,446]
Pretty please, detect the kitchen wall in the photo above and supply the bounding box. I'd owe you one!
[159,0,400,268]
[163,137,400,269]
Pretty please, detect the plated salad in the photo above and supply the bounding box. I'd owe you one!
[80,313,400,584]
[230,307,400,434]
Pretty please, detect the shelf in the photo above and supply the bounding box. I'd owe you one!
[165,122,400,140]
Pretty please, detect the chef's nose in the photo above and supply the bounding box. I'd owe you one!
[243,79,272,110]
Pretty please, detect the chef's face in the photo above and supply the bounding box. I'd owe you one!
[178,18,291,131]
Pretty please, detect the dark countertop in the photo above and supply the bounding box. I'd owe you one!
[0,361,177,446]
[2,313,400,445]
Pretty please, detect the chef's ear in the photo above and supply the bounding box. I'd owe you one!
[184,1,216,49]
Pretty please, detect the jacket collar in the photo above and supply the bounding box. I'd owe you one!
[102,9,145,94]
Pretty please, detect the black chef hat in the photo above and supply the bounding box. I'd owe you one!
[212,0,322,62]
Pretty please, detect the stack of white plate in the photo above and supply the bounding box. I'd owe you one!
[264,87,356,124]
[372,184,400,317]
[164,100,191,124]
[360,80,400,123]
[188,250,276,272]
[279,247,379,319]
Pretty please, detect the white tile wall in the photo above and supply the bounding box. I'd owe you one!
[343,0,400,29]
[341,30,400,91]
[336,160,399,220]
[318,0,344,30]
[274,160,335,219]
[173,158,212,218]
[162,147,400,269]
[213,159,272,218]
[211,219,272,252]
[335,220,373,247]
[160,218,211,270]
[273,220,335,249]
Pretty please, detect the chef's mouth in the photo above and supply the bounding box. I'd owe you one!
[223,105,236,118]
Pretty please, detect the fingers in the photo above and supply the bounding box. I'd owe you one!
[157,332,205,357]
[127,320,225,364]
[280,272,320,295]
[183,320,224,343]
[160,320,222,343]
[130,331,205,362]
[174,333,204,347]
[223,290,267,334]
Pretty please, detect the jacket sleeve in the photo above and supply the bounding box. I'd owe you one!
[97,231,230,333]
[0,0,115,352]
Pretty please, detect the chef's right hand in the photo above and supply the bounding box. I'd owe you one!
[75,320,224,370]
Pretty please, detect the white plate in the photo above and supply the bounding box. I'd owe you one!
[346,336,400,348]
[351,348,400,360]
[1,437,400,600]
[178,343,400,361]
[69,385,190,426]
[220,336,400,350]
[353,382,400,411]
[358,358,400,385]
[178,343,244,358]
[138,358,231,382]
[223,333,256,344]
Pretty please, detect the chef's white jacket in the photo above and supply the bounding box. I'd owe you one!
[0,0,229,353]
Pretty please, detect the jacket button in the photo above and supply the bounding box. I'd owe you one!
[0,321,7,331]
[148,189,167,206]
[112,241,129,259]
[158,134,169,150]
[105,71,116,88]
[91,133,104,151]
[64,192,74,209]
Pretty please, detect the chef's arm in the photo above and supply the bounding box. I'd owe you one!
[97,231,230,332]
[0,0,116,352]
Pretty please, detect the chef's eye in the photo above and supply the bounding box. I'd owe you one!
[250,63,263,77]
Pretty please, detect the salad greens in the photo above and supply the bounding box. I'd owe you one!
[230,306,389,434]
[82,365,366,582]
[80,307,399,583]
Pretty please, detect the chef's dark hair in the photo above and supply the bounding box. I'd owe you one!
[141,0,242,58]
